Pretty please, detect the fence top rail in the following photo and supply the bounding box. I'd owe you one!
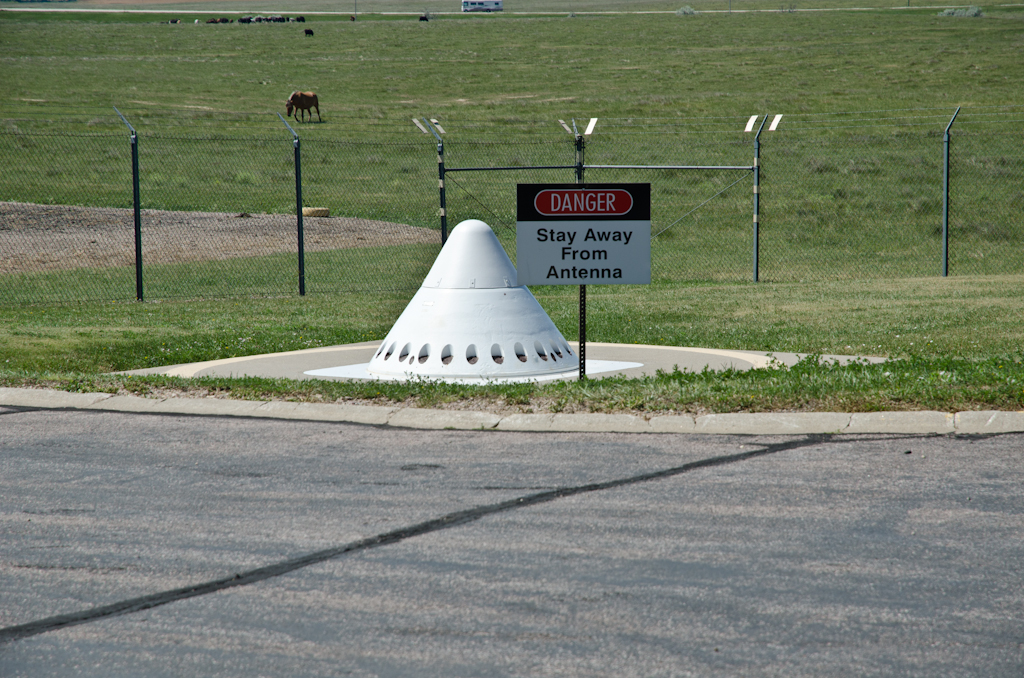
[276,112,299,139]
[444,164,578,173]
[586,164,755,171]
[113,106,135,136]
[0,130,127,139]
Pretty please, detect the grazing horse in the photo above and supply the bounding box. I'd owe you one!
[285,91,321,122]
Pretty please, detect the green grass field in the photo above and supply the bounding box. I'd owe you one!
[3,5,1021,281]
[4,6,1022,124]
[1,5,1022,412]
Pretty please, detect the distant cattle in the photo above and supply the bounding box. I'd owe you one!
[296,16,306,22]
[419,14,429,20]
[205,17,218,23]
[243,14,297,24]
[168,18,180,23]
[304,28,314,36]
[286,91,322,123]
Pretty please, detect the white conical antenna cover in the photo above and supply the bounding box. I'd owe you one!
[367,219,578,382]
[421,218,517,289]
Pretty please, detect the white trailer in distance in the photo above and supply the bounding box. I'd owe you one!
[461,0,503,11]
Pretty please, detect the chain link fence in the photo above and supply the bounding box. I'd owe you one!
[583,131,755,283]
[1,110,1021,307]
[948,131,1024,276]
[758,129,944,281]
[1,131,136,304]
[441,137,577,258]
[0,129,442,304]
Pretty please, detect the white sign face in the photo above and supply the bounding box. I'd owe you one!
[516,220,651,285]
[516,184,651,286]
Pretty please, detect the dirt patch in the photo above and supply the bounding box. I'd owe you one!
[0,201,439,274]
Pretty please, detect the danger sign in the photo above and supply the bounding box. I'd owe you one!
[516,183,651,286]
[533,188,634,217]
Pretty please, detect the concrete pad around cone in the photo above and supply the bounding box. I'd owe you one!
[122,342,383,381]
[121,341,884,383]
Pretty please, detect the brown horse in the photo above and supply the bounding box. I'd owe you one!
[285,91,321,122]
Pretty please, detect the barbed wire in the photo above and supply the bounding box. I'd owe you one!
[3,106,1023,138]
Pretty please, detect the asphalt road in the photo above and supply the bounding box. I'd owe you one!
[1,407,1022,676]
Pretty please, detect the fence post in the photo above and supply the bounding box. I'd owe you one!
[420,119,448,245]
[438,139,448,245]
[114,107,143,302]
[575,131,586,380]
[752,114,767,283]
[942,106,960,277]
[279,114,306,296]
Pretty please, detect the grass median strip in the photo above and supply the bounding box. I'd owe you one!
[2,354,1022,415]
[1,276,1022,414]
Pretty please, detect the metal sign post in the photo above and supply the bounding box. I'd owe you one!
[576,132,586,379]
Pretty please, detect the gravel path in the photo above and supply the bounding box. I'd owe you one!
[0,202,439,274]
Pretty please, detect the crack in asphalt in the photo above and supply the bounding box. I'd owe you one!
[0,434,830,644]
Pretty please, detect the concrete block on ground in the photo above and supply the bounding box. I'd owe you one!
[494,413,557,431]
[261,401,394,425]
[388,408,501,430]
[0,387,113,409]
[846,411,954,434]
[648,415,697,433]
[547,412,652,433]
[696,412,851,435]
[87,394,167,413]
[955,410,1024,434]
[151,398,269,417]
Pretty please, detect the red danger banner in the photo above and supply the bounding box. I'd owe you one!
[534,188,633,217]
[518,183,650,222]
